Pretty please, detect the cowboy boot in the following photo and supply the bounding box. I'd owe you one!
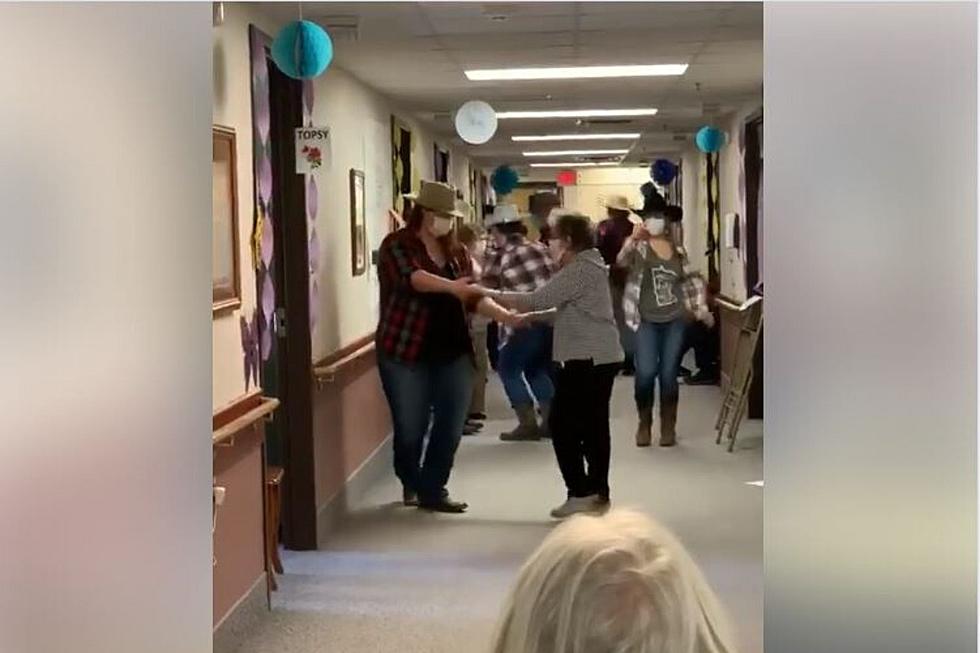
[500,404,542,441]
[659,400,678,447]
[635,405,653,447]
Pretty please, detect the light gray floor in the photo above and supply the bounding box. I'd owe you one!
[235,374,763,653]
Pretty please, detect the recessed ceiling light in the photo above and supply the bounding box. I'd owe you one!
[497,108,658,120]
[513,133,640,142]
[523,149,629,157]
[529,162,620,168]
[465,64,688,81]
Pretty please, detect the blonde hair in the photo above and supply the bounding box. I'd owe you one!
[490,509,738,653]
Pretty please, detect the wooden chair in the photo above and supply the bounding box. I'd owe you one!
[264,466,284,591]
[715,298,763,452]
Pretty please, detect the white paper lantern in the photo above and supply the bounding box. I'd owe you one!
[454,100,498,145]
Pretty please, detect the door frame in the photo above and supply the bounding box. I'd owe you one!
[249,25,317,551]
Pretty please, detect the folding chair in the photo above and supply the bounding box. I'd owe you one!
[715,298,763,452]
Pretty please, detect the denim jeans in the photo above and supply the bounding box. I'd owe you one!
[634,319,687,410]
[497,324,555,408]
[377,353,473,503]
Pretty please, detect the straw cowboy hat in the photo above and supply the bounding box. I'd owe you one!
[485,203,524,227]
[404,180,464,218]
[604,194,633,213]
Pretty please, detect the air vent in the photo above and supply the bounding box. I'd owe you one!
[672,134,689,142]
[317,16,360,42]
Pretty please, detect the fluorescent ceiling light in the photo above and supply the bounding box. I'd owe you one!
[529,162,620,168]
[513,133,641,142]
[497,108,658,120]
[465,64,688,81]
[745,480,764,487]
[524,149,629,157]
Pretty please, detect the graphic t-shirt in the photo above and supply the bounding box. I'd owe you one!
[638,250,685,323]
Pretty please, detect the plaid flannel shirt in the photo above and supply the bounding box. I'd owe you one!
[481,234,556,344]
[376,228,474,364]
[620,240,707,331]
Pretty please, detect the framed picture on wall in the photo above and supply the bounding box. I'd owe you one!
[350,169,367,276]
[212,125,241,313]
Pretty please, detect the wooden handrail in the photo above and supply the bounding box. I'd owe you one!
[212,396,279,445]
[313,341,375,387]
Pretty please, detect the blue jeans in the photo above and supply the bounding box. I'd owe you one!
[634,319,687,410]
[377,353,473,503]
[498,324,555,408]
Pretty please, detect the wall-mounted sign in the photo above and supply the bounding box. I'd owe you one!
[295,126,330,174]
[556,170,577,187]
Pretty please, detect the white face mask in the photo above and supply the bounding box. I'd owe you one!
[644,217,666,236]
[429,216,454,237]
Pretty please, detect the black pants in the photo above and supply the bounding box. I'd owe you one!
[487,322,499,370]
[549,360,620,499]
[683,316,720,374]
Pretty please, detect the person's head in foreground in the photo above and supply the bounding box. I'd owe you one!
[491,509,738,653]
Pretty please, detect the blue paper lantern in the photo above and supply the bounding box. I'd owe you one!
[271,20,333,80]
[491,165,520,195]
[695,126,725,154]
[650,159,678,185]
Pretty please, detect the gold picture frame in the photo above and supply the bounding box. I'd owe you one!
[350,169,367,276]
[213,125,242,313]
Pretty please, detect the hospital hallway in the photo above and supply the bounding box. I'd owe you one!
[226,375,763,653]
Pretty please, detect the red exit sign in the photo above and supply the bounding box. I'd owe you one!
[556,170,577,186]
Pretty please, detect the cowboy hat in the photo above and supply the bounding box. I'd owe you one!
[485,203,524,227]
[403,180,464,218]
[604,194,633,213]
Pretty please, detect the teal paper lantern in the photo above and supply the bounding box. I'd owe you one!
[491,165,520,195]
[695,126,725,154]
[271,20,333,80]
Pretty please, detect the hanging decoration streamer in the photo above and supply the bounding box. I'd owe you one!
[491,165,520,196]
[304,80,320,332]
[271,20,334,80]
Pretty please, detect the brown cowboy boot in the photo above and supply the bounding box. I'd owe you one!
[659,400,678,447]
[635,405,653,447]
[500,404,543,441]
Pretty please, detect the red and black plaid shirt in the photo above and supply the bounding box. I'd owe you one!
[376,228,475,364]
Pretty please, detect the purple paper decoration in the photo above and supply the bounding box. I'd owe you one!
[258,156,273,205]
[309,229,321,274]
[307,177,318,217]
[261,273,275,323]
[309,278,319,330]
[250,27,277,364]
[240,308,260,389]
[303,79,315,117]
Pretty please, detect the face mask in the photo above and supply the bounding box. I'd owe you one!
[429,216,454,237]
[644,217,666,236]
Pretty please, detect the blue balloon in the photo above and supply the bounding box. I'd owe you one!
[695,126,725,154]
[651,159,678,185]
[272,21,333,80]
[491,165,520,195]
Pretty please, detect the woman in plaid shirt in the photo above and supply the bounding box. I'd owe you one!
[617,208,707,448]
[482,204,558,441]
[376,182,525,514]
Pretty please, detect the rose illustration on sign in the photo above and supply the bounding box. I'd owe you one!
[301,145,322,170]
